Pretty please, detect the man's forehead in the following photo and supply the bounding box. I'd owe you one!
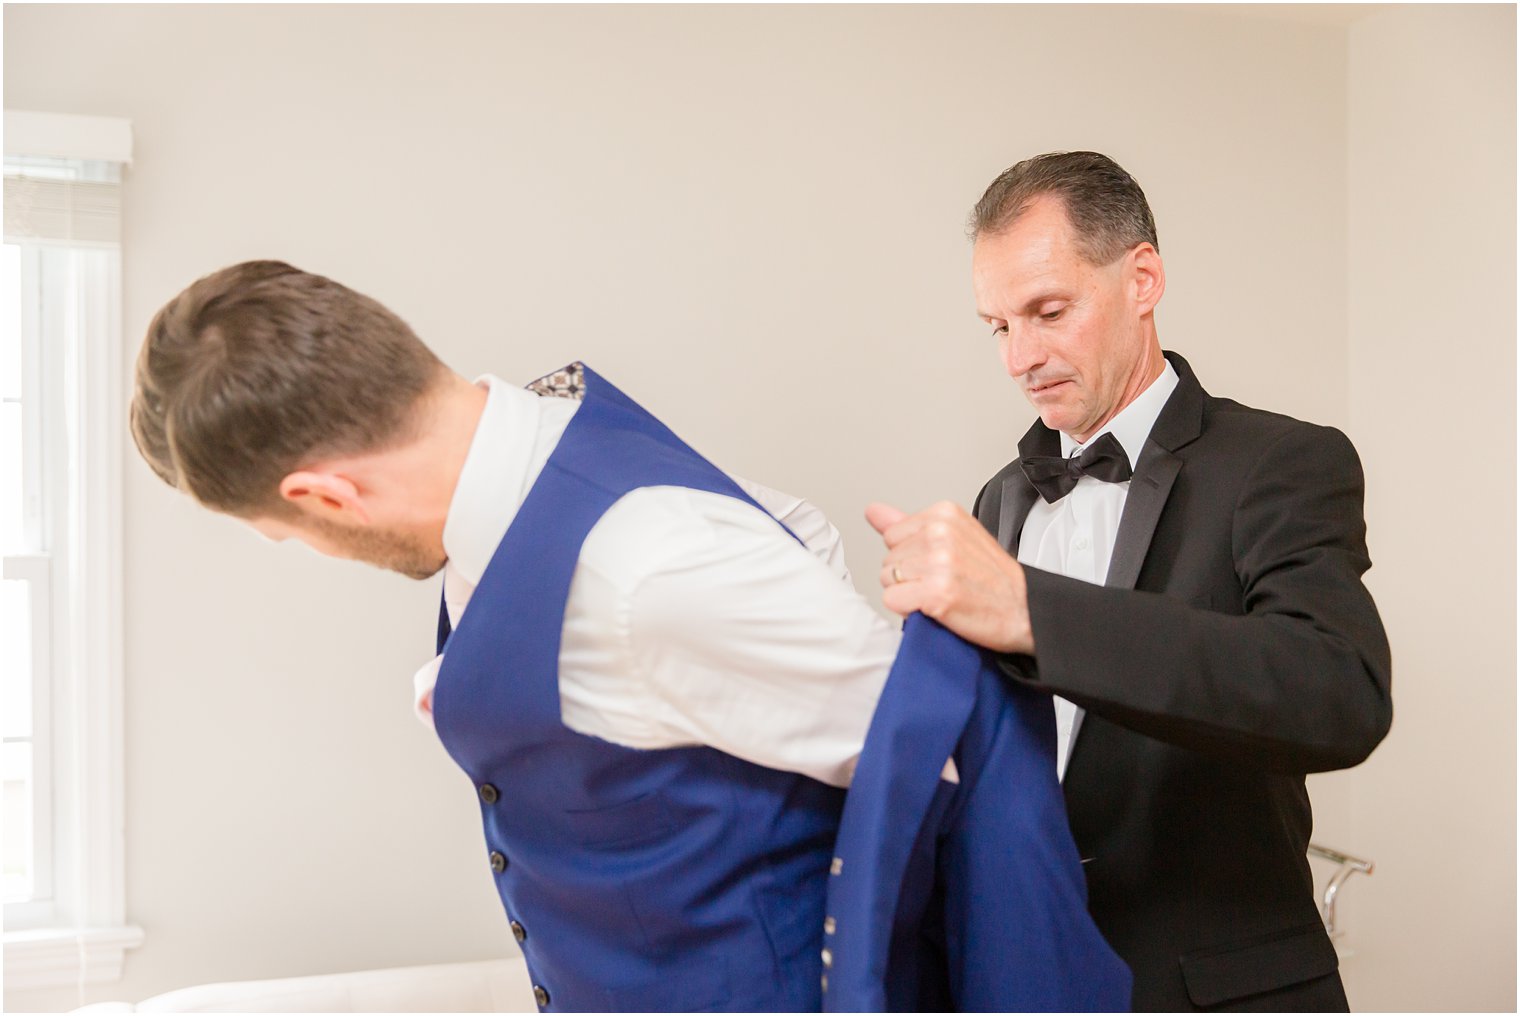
[973,202,1096,303]
[974,230,1062,275]
[974,234,1071,307]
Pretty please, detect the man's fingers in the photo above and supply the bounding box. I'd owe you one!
[865,501,908,537]
[879,579,919,619]
[879,557,909,591]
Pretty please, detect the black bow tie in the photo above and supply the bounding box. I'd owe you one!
[1020,432,1133,504]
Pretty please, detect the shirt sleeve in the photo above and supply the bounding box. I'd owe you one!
[731,474,852,583]
[559,485,900,788]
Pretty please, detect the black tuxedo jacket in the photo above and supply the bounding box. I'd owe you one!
[974,351,1392,1012]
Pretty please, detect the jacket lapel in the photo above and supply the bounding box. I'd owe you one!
[1103,351,1205,591]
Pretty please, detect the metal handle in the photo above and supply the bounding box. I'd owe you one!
[1307,842,1374,939]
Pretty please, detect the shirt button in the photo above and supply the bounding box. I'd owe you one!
[821,947,833,969]
[479,783,499,804]
[490,851,507,873]
[823,916,836,935]
[1073,536,1089,550]
[829,857,843,875]
[533,984,550,1008]
[511,920,527,943]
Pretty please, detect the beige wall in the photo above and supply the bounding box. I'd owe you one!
[1336,5,1516,1011]
[1,4,1510,1012]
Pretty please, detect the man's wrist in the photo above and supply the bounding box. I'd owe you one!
[1000,557,1036,655]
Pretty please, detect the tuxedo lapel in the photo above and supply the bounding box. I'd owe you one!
[1102,453,1181,590]
[1103,351,1206,591]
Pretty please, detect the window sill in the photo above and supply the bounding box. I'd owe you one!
[2,925,145,990]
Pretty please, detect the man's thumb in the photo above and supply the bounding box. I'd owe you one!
[865,501,908,536]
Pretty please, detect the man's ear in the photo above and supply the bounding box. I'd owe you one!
[1128,243,1166,317]
[277,470,372,525]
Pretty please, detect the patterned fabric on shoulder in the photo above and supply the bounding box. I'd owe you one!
[526,362,586,401]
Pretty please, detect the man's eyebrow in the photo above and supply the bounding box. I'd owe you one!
[977,291,1067,321]
[1018,291,1065,315]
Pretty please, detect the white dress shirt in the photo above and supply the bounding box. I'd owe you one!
[1017,362,1179,780]
[413,375,902,789]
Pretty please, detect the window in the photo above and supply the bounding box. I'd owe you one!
[2,111,140,992]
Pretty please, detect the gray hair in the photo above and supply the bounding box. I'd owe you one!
[969,151,1159,264]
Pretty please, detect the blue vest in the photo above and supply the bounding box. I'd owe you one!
[430,366,845,1012]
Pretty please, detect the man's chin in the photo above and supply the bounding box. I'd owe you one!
[395,558,447,581]
[1037,408,1074,434]
[360,552,447,581]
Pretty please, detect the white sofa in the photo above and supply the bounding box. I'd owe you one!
[73,958,539,1013]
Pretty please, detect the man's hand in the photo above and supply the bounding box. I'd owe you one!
[865,501,1035,655]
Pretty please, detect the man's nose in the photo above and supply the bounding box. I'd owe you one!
[1000,324,1045,379]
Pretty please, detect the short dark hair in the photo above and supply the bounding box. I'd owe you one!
[969,151,1159,264]
[130,260,447,516]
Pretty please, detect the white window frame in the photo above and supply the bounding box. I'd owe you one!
[6,243,59,928]
[3,110,142,991]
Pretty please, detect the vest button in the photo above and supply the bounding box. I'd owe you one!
[511,920,527,943]
[533,984,550,1008]
[478,783,499,804]
[489,851,507,873]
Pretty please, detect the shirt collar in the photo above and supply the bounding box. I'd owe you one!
[441,375,577,589]
[1059,360,1180,468]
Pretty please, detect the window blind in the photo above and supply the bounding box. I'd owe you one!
[4,174,121,246]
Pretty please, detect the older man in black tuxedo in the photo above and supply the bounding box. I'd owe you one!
[867,152,1392,1011]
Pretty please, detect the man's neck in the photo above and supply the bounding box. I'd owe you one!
[385,374,489,555]
[1062,352,1177,462]
[1070,342,1166,445]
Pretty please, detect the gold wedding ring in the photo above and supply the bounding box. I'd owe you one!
[891,565,904,585]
